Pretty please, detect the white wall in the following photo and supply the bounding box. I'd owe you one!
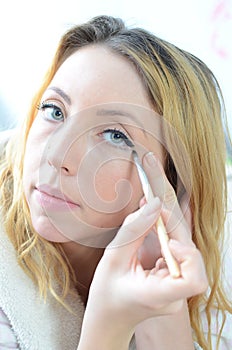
[0,0,231,136]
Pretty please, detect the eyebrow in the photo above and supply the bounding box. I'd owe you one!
[96,108,144,128]
[47,86,72,105]
[45,88,145,129]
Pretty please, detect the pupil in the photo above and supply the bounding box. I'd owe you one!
[114,133,121,139]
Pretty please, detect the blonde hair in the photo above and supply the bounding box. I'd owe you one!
[0,15,231,349]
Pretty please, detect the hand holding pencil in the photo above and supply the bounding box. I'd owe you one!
[132,150,181,278]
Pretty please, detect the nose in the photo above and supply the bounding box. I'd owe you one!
[45,122,86,176]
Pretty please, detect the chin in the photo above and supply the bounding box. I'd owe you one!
[31,215,71,243]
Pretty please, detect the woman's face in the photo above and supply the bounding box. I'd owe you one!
[23,45,164,247]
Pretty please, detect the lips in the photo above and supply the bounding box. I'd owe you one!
[34,184,79,211]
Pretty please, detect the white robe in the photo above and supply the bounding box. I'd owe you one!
[0,220,85,350]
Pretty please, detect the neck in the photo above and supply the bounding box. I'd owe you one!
[61,241,104,304]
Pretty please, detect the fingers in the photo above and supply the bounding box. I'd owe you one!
[168,240,208,297]
[161,207,193,244]
[106,197,161,262]
[146,240,208,305]
[143,152,178,210]
[142,152,192,242]
[180,193,192,232]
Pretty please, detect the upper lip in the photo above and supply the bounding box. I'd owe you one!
[36,184,78,205]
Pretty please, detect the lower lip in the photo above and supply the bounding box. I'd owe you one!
[34,189,79,211]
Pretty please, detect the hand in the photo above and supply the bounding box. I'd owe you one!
[137,152,192,270]
[80,153,208,349]
[85,151,208,321]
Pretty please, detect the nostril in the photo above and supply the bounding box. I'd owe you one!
[61,166,69,173]
[47,158,72,175]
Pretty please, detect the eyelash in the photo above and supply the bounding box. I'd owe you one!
[101,128,134,149]
[37,101,65,122]
[37,102,134,149]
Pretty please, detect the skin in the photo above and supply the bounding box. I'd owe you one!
[23,45,208,349]
[23,45,165,292]
[23,45,164,245]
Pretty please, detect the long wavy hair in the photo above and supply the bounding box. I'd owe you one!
[0,15,231,349]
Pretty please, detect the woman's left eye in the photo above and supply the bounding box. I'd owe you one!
[37,102,64,122]
[102,129,134,148]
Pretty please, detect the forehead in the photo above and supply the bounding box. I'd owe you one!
[42,46,165,157]
[49,45,152,110]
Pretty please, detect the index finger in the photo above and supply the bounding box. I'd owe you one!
[142,152,192,241]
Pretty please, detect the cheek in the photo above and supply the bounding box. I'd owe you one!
[23,116,55,175]
[23,119,52,199]
[94,160,142,206]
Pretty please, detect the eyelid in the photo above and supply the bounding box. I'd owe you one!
[38,98,67,119]
[102,126,131,140]
[101,126,135,147]
[107,124,133,140]
[118,123,135,142]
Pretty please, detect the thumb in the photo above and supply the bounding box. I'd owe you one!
[108,197,161,252]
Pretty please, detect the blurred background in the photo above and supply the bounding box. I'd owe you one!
[0,0,231,163]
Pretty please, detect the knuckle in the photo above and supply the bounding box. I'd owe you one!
[123,209,140,226]
[163,187,177,205]
[188,249,208,294]
[191,276,208,296]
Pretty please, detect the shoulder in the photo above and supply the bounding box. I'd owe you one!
[0,224,85,350]
[0,308,19,348]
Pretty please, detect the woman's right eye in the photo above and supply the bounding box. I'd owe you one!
[37,102,64,122]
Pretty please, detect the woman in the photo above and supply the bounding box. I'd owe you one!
[0,15,231,349]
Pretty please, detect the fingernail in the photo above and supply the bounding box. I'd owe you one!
[169,239,182,248]
[142,197,160,216]
[144,152,156,167]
